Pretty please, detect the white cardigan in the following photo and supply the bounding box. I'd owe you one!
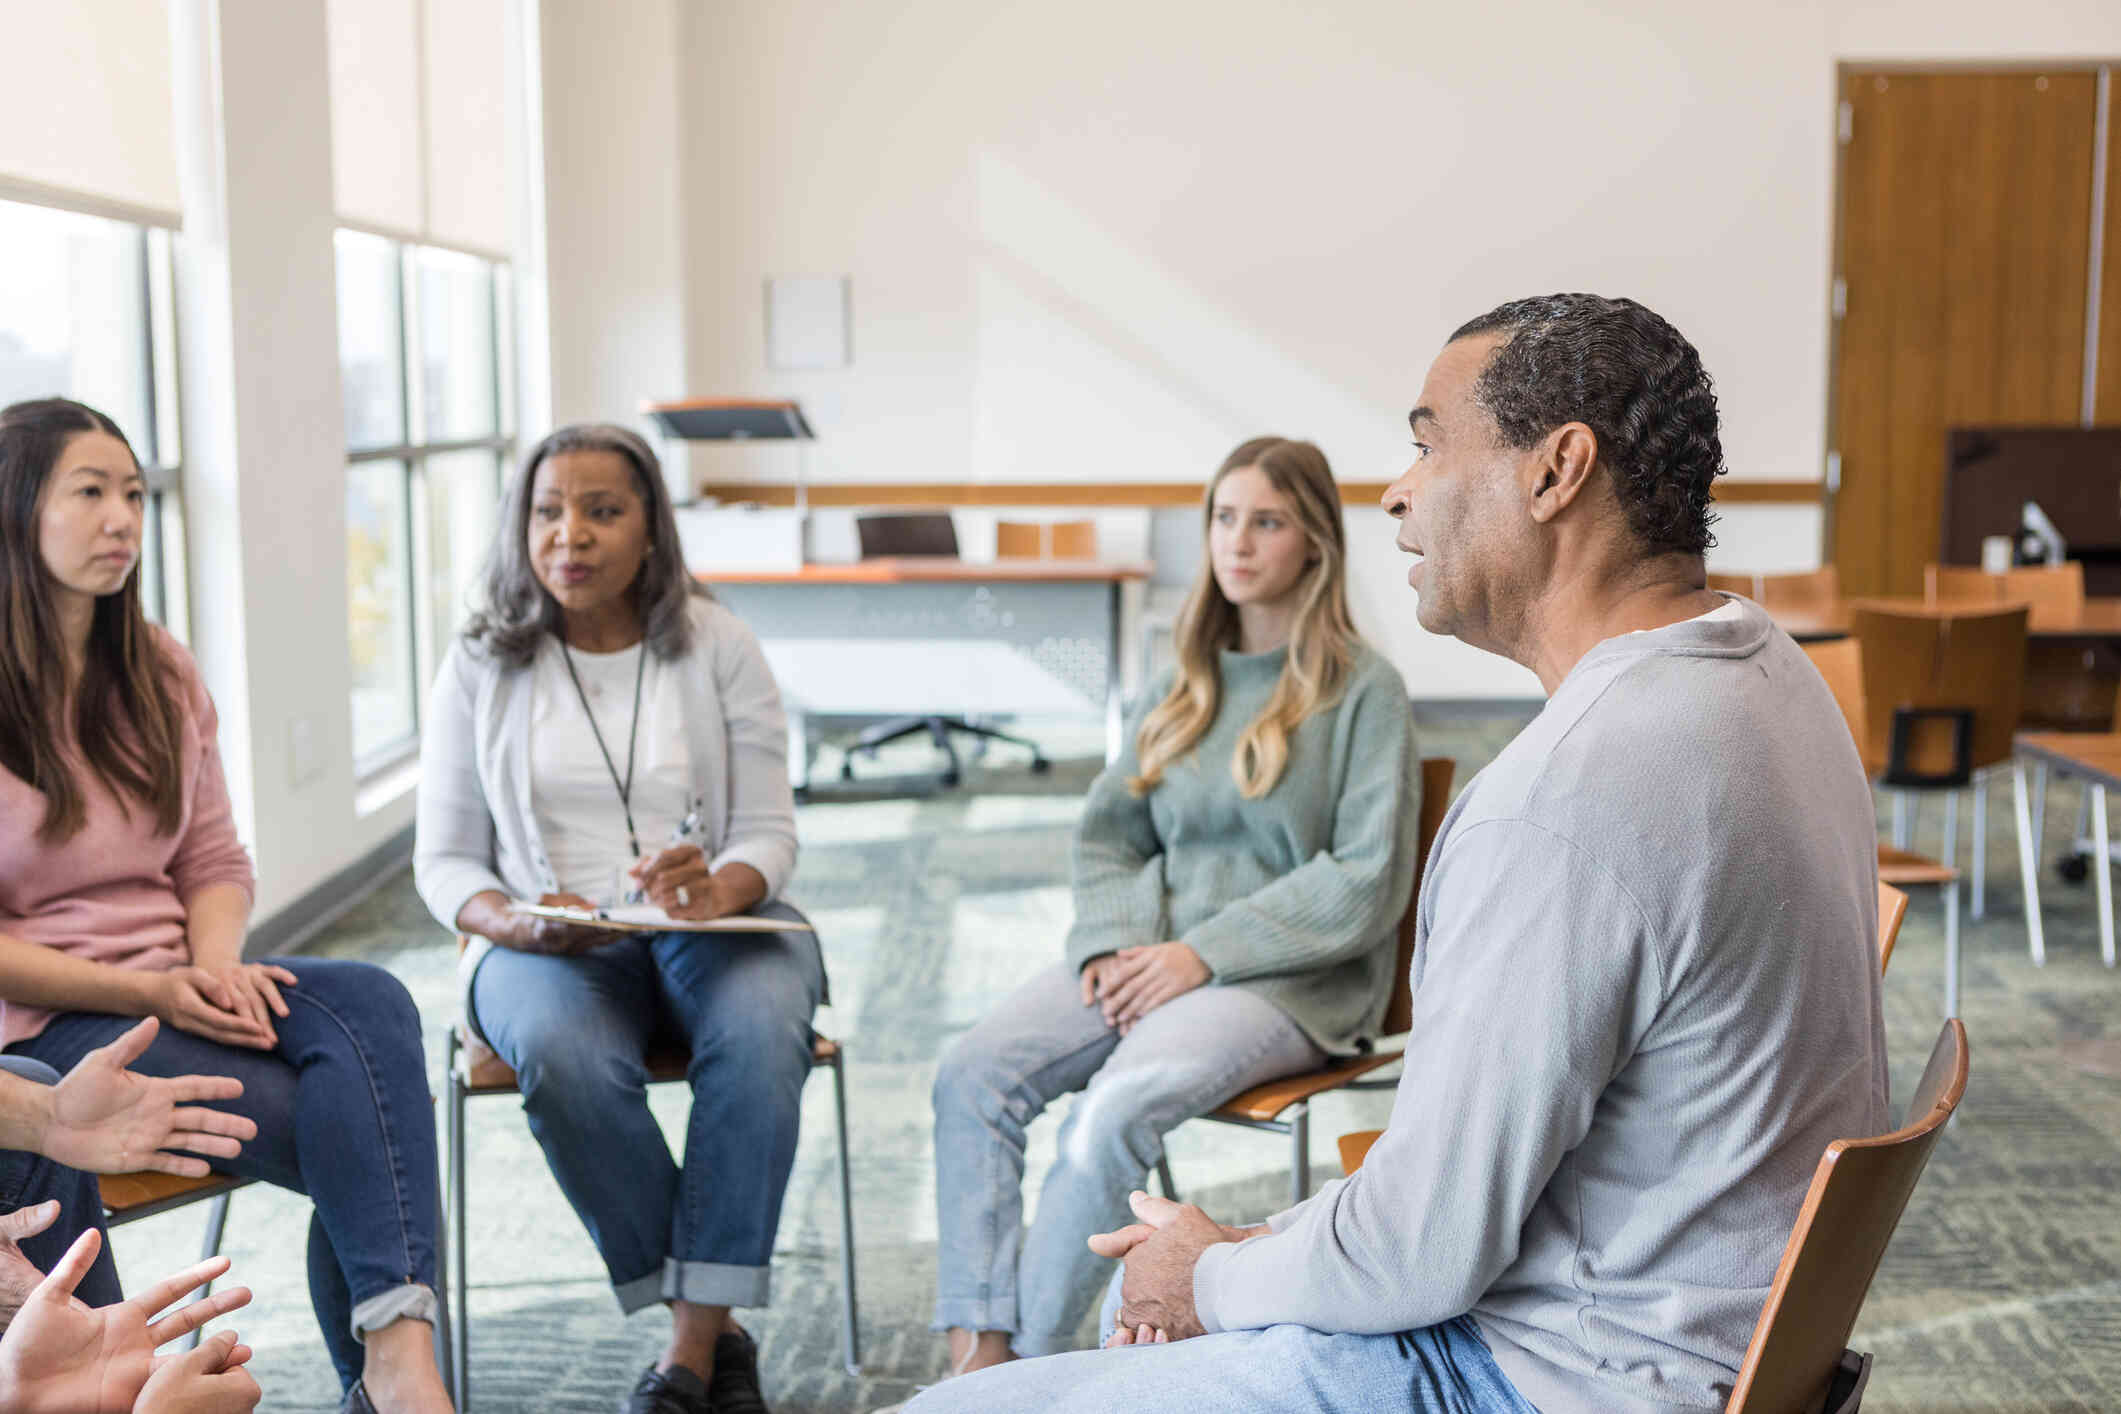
[414,596,799,990]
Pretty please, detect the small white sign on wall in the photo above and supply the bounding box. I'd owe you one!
[765,275,851,370]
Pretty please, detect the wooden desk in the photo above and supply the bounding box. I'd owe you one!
[2016,732,2121,971]
[1771,597,2121,642]
[699,559,1152,787]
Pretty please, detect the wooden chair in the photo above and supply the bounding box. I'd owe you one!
[99,1172,255,1353]
[102,1168,458,1383]
[1155,757,1454,1209]
[1849,602,2045,974]
[1707,567,1841,616]
[443,941,860,1408]
[1926,560,2115,736]
[1332,886,1916,1180]
[995,518,1098,560]
[1724,1018,1970,1413]
[1806,637,1968,1013]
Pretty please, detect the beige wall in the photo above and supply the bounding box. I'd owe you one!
[545,0,2121,696]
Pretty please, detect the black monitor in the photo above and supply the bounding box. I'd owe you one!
[855,512,958,558]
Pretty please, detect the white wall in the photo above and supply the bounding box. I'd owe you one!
[538,0,691,499]
[644,0,2121,699]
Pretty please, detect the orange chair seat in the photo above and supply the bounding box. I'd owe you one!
[100,1169,249,1216]
[457,1029,839,1095]
[1211,1050,1401,1124]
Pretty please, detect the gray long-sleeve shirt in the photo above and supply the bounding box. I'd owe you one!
[1065,642,1422,1055]
[1192,597,1888,1413]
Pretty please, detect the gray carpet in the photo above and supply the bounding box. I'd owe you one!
[106,709,2121,1412]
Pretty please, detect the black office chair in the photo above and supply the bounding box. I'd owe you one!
[847,513,1049,786]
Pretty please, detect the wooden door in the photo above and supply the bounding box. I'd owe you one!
[1830,71,2101,597]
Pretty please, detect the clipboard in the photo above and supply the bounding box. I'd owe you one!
[509,902,815,934]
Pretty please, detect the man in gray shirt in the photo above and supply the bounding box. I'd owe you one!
[904,294,1887,1413]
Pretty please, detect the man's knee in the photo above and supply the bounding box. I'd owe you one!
[932,1029,1018,1126]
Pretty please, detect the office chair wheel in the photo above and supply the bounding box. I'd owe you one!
[2058,851,2091,884]
[840,760,857,781]
[941,768,962,787]
[793,785,812,804]
[1030,756,1052,774]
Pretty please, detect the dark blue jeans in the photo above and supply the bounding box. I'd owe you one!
[468,904,823,1313]
[8,957,438,1391]
[0,1056,122,1309]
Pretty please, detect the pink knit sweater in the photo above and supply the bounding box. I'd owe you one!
[0,630,255,1046]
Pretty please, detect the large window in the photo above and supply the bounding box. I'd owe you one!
[337,230,512,773]
[0,199,187,635]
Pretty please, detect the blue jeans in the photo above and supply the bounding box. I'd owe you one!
[930,962,1323,1356]
[0,1056,121,1310]
[907,1311,1544,1413]
[467,903,822,1313]
[9,957,437,1392]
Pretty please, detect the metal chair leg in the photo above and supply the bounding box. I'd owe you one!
[2014,760,2047,965]
[446,1032,470,1412]
[2095,785,2116,968]
[1943,879,1961,1019]
[1289,1105,1310,1210]
[1941,791,1960,879]
[183,1193,234,1351]
[1971,775,1989,918]
[1154,1157,1177,1201]
[432,1188,455,1397]
[829,1050,861,1376]
[1891,791,1910,850]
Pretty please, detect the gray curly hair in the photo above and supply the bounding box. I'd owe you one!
[460,422,708,668]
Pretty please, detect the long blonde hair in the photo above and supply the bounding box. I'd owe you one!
[1129,436,1359,799]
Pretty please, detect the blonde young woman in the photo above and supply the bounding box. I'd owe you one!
[924,437,1421,1373]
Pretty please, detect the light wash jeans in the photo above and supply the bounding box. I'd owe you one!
[468,902,823,1315]
[930,961,1322,1356]
[909,1288,1542,1413]
[13,958,438,1394]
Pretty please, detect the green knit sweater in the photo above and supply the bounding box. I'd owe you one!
[1064,642,1421,1055]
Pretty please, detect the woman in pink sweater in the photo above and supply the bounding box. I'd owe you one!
[0,399,452,1414]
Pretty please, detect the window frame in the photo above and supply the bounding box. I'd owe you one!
[343,233,512,780]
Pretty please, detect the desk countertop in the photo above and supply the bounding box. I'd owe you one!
[699,558,1153,585]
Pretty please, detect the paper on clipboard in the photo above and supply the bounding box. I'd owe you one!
[510,902,815,934]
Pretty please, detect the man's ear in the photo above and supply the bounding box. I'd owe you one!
[1526,422,1599,526]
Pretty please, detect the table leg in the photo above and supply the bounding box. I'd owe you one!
[2098,785,2116,969]
[786,711,811,793]
[1105,580,1124,764]
[2014,760,2047,966]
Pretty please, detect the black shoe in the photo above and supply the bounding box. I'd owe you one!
[623,1362,716,1414]
[708,1326,770,1414]
[338,1381,378,1414]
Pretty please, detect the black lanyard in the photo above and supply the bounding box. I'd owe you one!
[559,638,648,858]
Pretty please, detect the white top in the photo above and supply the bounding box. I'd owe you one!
[529,641,694,903]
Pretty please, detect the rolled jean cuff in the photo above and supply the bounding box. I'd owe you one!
[615,1271,668,1316]
[930,1297,1017,1337]
[351,1283,437,1341]
[662,1258,770,1309]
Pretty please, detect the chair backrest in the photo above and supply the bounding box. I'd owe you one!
[1382,757,1458,1036]
[995,518,1099,560]
[1877,881,1906,974]
[1048,519,1097,558]
[994,520,1044,559]
[1707,567,1841,615]
[1725,1019,1970,1414]
[855,512,959,559]
[1849,603,2028,779]
[1926,561,2084,616]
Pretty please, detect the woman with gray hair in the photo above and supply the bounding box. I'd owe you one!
[414,424,816,1414]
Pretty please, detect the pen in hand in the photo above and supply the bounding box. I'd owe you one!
[624,800,705,907]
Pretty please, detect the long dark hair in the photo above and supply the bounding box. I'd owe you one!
[461,422,708,669]
[0,398,185,842]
